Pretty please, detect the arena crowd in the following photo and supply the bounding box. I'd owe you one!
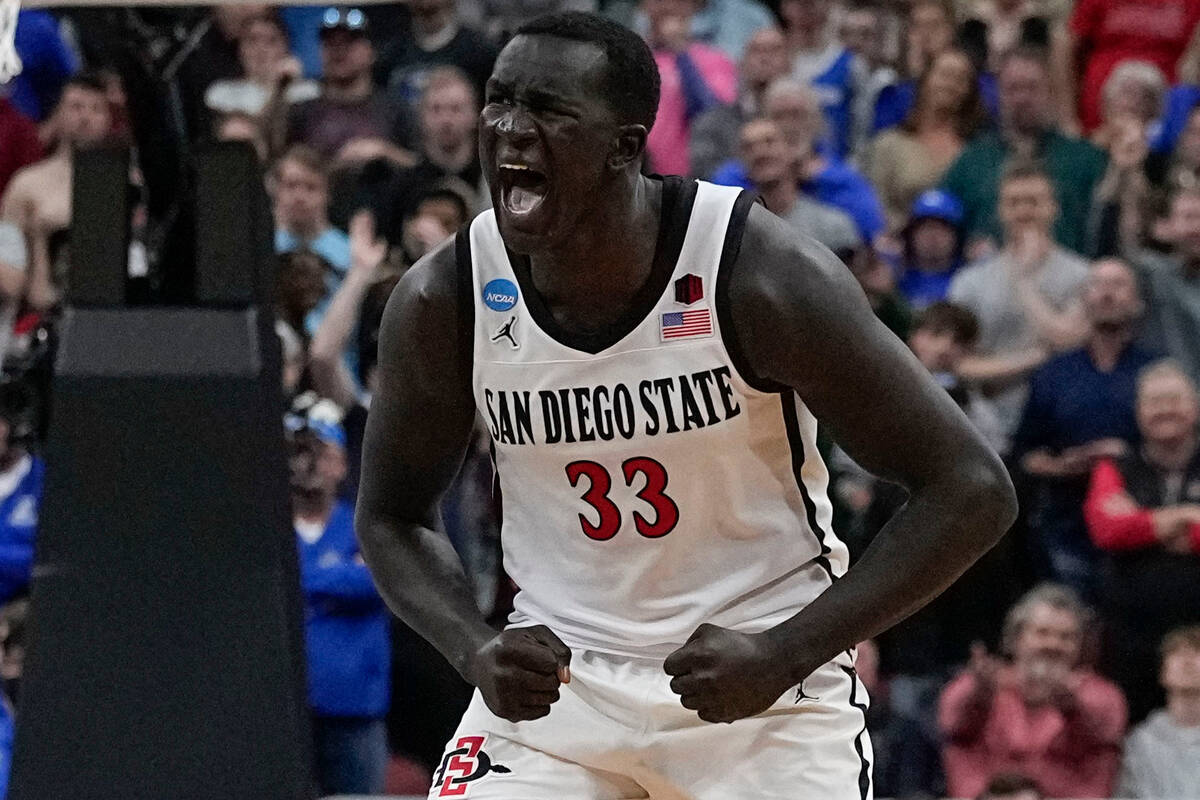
[0,1,1199,797]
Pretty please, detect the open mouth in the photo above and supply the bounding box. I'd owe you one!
[498,163,549,218]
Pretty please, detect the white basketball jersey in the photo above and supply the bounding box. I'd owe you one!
[464,178,850,658]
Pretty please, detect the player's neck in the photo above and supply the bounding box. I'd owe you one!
[526,174,662,330]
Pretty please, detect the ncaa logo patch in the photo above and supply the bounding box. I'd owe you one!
[483,279,519,312]
[433,735,511,797]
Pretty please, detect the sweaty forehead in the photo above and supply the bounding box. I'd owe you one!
[491,35,609,98]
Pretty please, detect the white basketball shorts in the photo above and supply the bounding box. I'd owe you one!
[428,647,873,799]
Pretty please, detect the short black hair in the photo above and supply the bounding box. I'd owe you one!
[914,301,979,347]
[514,12,660,132]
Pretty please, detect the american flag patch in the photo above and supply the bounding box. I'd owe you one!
[661,308,713,341]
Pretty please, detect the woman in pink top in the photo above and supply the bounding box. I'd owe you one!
[938,584,1127,799]
[643,0,738,176]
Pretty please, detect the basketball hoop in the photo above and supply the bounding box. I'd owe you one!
[0,0,21,85]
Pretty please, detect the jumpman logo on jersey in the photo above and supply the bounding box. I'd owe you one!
[794,680,821,704]
[492,315,519,350]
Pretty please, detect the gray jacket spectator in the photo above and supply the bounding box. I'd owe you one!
[950,164,1089,442]
[1117,626,1200,798]
[740,117,860,252]
[690,26,789,180]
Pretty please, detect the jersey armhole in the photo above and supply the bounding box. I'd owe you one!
[454,226,475,381]
[715,191,789,395]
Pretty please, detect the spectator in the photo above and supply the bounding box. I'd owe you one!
[375,0,498,110]
[873,0,973,134]
[975,772,1044,800]
[396,182,470,266]
[288,413,390,796]
[309,212,395,503]
[177,5,270,139]
[1089,60,1166,153]
[276,249,335,345]
[0,380,42,607]
[285,9,415,162]
[868,47,989,234]
[779,0,863,159]
[274,145,351,277]
[949,162,1090,442]
[842,245,912,339]
[379,67,482,244]
[0,73,113,312]
[739,117,860,252]
[938,584,1127,799]
[942,47,1108,255]
[1056,0,1200,135]
[690,26,790,181]
[632,0,775,61]
[205,12,318,118]
[643,0,737,177]
[10,9,79,123]
[1014,258,1156,598]
[909,300,1006,450]
[1116,185,1200,382]
[712,80,885,243]
[1084,361,1200,721]
[897,189,968,309]
[839,4,899,162]
[1116,626,1200,797]
[0,96,42,201]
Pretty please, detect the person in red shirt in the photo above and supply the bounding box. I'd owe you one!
[1056,0,1200,133]
[1083,359,1200,721]
[0,97,41,202]
[938,583,1127,799]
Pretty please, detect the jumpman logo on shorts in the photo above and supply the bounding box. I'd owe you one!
[492,315,519,350]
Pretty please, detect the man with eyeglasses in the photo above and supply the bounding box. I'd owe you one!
[285,6,416,163]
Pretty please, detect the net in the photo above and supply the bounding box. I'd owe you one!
[0,0,21,83]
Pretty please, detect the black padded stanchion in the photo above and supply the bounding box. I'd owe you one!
[9,143,313,800]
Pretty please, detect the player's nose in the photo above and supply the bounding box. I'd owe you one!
[495,107,537,144]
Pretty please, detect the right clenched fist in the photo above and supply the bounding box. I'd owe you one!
[467,625,572,722]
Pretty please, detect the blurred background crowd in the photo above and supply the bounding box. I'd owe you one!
[1,0,1200,797]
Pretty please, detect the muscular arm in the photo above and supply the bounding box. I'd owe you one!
[733,206,1017,683]
[354,240,494,679]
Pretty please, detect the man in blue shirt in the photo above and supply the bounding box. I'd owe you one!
[710,79,885,244]
[289,413,390,796]
[1013,259,1158,600]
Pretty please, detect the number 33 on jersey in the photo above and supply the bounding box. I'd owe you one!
[464,177,850,658]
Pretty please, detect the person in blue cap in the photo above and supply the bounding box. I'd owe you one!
[897,189,966,311]
[288,410,391,796]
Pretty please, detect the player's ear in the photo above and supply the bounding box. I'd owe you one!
[609,124,648,170]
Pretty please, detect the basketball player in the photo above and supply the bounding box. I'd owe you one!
[357,13,1017,799]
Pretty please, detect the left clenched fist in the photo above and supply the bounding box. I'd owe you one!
[663,623,794,724]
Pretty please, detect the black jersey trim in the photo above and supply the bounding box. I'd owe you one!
[780,393,836,581]
[714,191,788,395]
[455,226,475,382]
[840,664,873,800]
[505,175,697,355]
